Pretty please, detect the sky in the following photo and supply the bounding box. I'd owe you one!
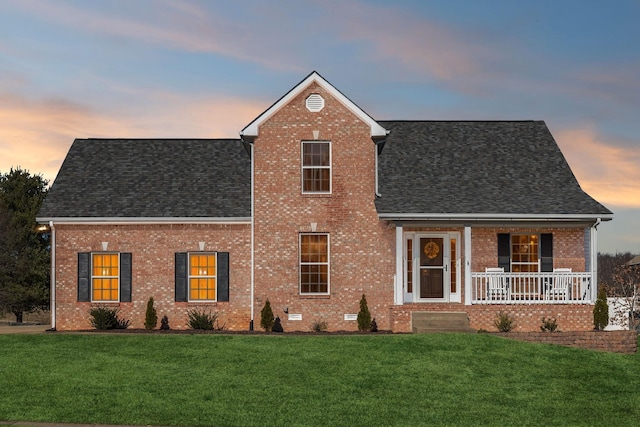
[0,0,638,254]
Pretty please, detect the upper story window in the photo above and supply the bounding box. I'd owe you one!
[302,141,331,194]
[92,253,120,302]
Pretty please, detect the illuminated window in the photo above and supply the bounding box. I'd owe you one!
[92,253,119,302]
[300,233,329,294]
[302,141,331,193]
[511,234,539,272]
[189,253,217,301]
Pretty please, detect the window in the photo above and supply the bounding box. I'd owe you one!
[497,233,553,272]
[511,234,539,272]
[92,253,120,301]
[77,252,132,302]
[300,233,329,294]
[175,252,229,302]
[189,253,217,301]
[302,141,331,193]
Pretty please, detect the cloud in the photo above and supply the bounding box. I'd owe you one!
[555,126,640,209]
[0,89,264,183]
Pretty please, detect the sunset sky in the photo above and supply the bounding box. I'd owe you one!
[0,0,638,254]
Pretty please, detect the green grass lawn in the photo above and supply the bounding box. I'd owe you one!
[1,333,639,426]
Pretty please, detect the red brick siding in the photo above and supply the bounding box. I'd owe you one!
[252,82,395,331]
[53,224,251,330]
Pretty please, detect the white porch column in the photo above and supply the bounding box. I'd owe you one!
[394,224,403,305]
[464,225,472,305]
[591,219,600,301]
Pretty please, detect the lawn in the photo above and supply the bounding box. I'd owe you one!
[0,333,639,426]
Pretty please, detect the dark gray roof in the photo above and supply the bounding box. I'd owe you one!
[38,139,251,219]
[375,120,612,217]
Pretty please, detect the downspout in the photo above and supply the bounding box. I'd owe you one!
[49,221,56,331]
[249,140,255,331]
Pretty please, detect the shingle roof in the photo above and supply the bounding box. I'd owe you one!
[375,120,612,218]
[38,139,251,219]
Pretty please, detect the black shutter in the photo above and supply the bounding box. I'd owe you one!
[497,233,511,272]
[78,252,91,302]
[540,233,553,272]
[120,253,132,302]
[217,252,229,302]
[175,252,188,302]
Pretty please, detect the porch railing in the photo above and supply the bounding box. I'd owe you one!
[471,271,593,304]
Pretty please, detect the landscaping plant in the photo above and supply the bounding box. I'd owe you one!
[144,297,158,330]
[160,315,170,330]
[593,287,609,330]
[187,308,222,330]
[89,306,130,330]
[540,316,558,332]
[357,293,372,331]
[260,299,275,331]
[494,311,515,332]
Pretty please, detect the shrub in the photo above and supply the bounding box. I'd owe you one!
[160,315,170,330]
[540,317,558,332]
[187,309,221,330]
[357,294,372,332]
[272,316,284,332]
[593,288,609,330]
[311,320,328,332]
[494,311,515,332]
[260,299,275,332]
[144,297,158,330]
[89,307,130,330]
[370,318,378,332]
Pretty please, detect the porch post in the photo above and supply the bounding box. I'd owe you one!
[395,224,403,305]
[464,225,472,305]
[591,219,600,301]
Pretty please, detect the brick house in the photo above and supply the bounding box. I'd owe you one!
[37,71,613,332]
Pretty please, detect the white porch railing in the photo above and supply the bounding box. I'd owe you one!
[471,271,593,304]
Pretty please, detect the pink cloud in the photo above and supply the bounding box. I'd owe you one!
[555,126,640,209]
[0,90,264,183]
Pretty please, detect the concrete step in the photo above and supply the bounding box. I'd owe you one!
[411,312,475,333]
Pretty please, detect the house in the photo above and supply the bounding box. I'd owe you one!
[37,71,613,332]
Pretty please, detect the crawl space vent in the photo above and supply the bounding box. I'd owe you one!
[306,94,325,112]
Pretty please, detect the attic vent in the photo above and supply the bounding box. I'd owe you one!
[306,94,324,112]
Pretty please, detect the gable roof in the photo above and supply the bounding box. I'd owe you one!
[240,71,388,140]
[37,139,251,222]
[375,120,612,221]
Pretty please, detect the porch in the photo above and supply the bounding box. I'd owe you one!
[471,271,593,304]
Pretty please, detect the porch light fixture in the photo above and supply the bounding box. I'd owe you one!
[101,242,108,251]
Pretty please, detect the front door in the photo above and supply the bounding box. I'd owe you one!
[419,236,447,300]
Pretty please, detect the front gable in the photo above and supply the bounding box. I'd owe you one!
[240,71,388,141]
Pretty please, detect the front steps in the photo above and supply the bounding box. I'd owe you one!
[411,312,475,333]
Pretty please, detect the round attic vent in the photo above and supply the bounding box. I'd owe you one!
[306,94,325,112]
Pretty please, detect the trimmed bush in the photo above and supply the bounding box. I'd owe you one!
[357,294,372,332]
[494,311,515,332]
[260,299,275,332]
[89,307,130,330]
[593,288,609,330]
[272,316,284,332]
[311,320,328,332]
[540,317,558,332]
[370,318,378,332]
[160,315,170,330]
[144,297,158,330]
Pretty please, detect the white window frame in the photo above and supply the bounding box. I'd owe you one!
[301,141,332,194]
[188,252,218,302]
[510,234,540,272]
[91,252,120,303]
[299,233,330,295]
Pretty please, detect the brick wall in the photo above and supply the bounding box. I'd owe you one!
[252,82,396,332]
[498,330,637,354]
[53,223,251,330]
